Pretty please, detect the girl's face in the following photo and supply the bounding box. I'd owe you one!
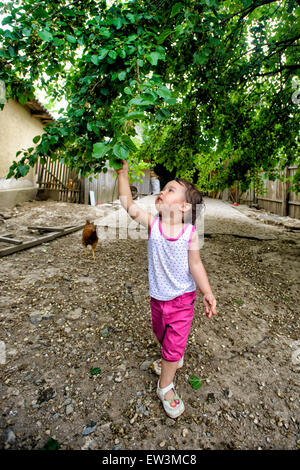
[155,180,187,216]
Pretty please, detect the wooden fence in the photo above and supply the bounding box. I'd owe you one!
[83,167,151,205]
[240,166,300,219]
[35,156,82,203]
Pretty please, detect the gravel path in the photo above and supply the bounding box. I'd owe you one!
[0,198,299,450]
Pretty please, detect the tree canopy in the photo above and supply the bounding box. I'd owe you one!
[0,0,299,193]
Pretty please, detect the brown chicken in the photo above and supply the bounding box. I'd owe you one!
[82,220,98,259]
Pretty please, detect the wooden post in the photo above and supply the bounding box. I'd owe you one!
[281,167,288,217]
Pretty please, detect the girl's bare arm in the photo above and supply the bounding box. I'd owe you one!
[116,160,154,229]
[188,230,217,318]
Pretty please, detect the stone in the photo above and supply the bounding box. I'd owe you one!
[66,404,74,415]
[82,421,97,436]
[140,360,151,371]
[81,437,97,450]
[66,308,82,321]
[6,429,16,445]
[29,311,43,324]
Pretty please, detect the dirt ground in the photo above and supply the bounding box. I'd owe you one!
[0,198,299,451]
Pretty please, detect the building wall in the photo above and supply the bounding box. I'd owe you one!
[0,99,45,209]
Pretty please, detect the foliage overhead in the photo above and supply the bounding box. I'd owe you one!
[0,0,299,192]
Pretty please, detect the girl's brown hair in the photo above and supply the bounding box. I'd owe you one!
[175,177,204,225]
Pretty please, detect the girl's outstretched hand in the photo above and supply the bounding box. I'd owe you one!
[202,293,217,319]
[115,159,129,174]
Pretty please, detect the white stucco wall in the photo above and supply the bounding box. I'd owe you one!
[0,99,46,208]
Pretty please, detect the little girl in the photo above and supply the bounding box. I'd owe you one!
[116,160,217,419]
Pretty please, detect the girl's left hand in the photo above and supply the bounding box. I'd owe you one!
[202,293,217,318]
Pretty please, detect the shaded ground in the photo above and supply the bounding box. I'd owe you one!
[0,198,299,450]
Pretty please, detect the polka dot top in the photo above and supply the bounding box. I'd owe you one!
[148,216,196,301]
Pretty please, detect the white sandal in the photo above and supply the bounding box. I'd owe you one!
[151,356,184,376]
[157,380,185,419]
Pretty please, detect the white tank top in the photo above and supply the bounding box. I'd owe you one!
[148,216,196,300]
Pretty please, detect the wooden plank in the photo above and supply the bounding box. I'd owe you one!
[28,226,65,232]
[257,197,283,203]
[0,224,85,257]
[0,231,62,256]
[0,236,23,245]
[288,201,300,206]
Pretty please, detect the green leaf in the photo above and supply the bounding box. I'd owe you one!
[165,97,177,105]
[91,55,100,65]
[90,367,101,376]
[233,299,244,306]
[66,34,77,44]
[33,135,41,144]
[126,112,146,121]
[170,3,183,18]
[1,16,13,26]
[22,27,31,37]
[92,142,110,159]
[109,157,123,170]
[41,438,60,450]
[126,13,136,24]
[146,48,166,65]
[128,93,156,106]
[113,143,129,160]
[155,108,171,121]
[157,30,173,45]
[121,135,137,152]
[188,375,203,390]
[17,163,29,177]
[193,50,210,65]
[99,28,111,38]
[128,96,143,105]
[38,30,53,42]
[98,49,109,61]
[118,48,126,59]
[108,50,117,60]
[118,71,127,81]
[146,52,159,66]
[112,17,123,29]
[124,87,132,95]
[155,86,172,100]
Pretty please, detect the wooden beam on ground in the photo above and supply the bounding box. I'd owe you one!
[0,224,85,257]
[204,232,276,241]
[28,226,65,232]
[0,236,23,245]
[28,225,79,232]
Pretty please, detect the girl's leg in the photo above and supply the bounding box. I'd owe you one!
[160,359,178,401]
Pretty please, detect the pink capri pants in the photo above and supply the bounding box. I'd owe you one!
[150,290,196,362]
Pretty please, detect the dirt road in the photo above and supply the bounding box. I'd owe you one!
[0,198,299,450]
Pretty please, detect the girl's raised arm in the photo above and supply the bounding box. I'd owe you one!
[116,160,154,229]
